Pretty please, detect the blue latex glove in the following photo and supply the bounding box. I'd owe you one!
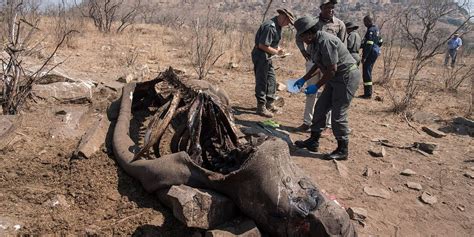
[304,84,319,95]
[294,78,306,90]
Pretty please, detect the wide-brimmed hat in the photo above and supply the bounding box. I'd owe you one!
[294,16,318,36]
[345,22,359,30]
[277,8,295,24]
[320,0,339,6]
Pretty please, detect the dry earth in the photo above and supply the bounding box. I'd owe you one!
[0,22,473,236]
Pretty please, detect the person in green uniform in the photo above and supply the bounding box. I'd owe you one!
[252,9,295,118]
[292,16,361,161]
[294,0,346,133]
[345,21,362,65]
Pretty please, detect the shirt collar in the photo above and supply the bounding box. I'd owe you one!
[319,15,334,23]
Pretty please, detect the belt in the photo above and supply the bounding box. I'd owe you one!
[336,64,357,77]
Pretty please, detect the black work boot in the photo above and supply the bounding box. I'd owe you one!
[360,86,372,99]
[326,139,349,160]
[294,132,320,152]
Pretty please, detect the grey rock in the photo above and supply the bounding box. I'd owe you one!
[406,182,422,191]
[205,218,261,237]
[102,81,124,91]
[346,207,368,221]
[334,160,348,178]
[410,111,440,124]
[32,81,94,102]
[414,142,438,154]
[464,171,474,179]
[420,192,437,205]
[277,82,287,91]
[163,185,238,229]
[363,167,373,177]
[368,147,386,157]
[363,186,391,199]
[50,107,88,139]
[401,169,417,176]
[117,73,135,83]
[73,116,110,159]
[421,127,447,138]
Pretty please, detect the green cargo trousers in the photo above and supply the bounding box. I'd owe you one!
[252,48,276,105]
[310,67,361,141]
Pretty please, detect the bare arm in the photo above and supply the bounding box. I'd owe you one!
[258,43,283,55]
[315,64,337,87]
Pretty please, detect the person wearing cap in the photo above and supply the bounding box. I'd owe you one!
[345,22,362,65]
[252,8,295,118]
[292,16,361,161]
[294,0,346,133]
[444,33,462,68]
[360,15,383,99]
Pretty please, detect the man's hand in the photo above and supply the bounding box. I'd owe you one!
[294,78,306,90]
[304,84,319,95]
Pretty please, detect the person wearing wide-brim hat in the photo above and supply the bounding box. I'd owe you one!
[294,0,346,133]
[292,16,361,161]
[445,33,462,68]
[251,8,295,118]
[345,21,362,65]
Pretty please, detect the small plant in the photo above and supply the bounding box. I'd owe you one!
[443,65,474,91]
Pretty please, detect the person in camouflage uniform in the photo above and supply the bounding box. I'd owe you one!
[345,21,362,65]
[294,0,346,133]
[293,16,361,161]
[252,9,295,118]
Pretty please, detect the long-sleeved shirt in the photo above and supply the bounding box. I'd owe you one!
[296,15,346,55]
[346,31,362,64]
[447,37,462,50]
[362,24,382,60]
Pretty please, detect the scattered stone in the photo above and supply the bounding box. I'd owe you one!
[421,127,447,138]
[410,111,440,124]
[363,167,373,177]
[464,171,474,179]
[44,194,69,208]
[346,207,368,221]
[102,81,124,91]
[205,218,261,237]
[412,148,430,157]
[0,116,17,151]
[32,81,95,102]
[333,160,348,178]
[374,96,383,102]
[368,147,386,157]
[420,192,437,205]
[453,117,474,128]
[73,116,111,159]
[277,82,287,91]
[227,62,239,69]
[457,205,465,212]
[0,116,16,138]
[50,107,88,139]
[160,185,238,229]
[413,142,438,154]
[363,186,391,199]
[401,169,417,176]
[406,182,422,191]
[117,73,135,83]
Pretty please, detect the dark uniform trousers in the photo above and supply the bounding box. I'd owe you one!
[252,48,276,105]
[310,66,361,141]
[362,50,378,96]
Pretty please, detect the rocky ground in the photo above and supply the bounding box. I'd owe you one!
[0,23,473,236]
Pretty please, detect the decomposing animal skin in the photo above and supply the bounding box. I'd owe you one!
[112,68,357,237]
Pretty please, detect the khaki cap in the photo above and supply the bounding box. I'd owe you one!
[277,8,295,24]
[320,0,339,6]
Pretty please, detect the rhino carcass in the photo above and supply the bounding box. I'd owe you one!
[112,68,357,236]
